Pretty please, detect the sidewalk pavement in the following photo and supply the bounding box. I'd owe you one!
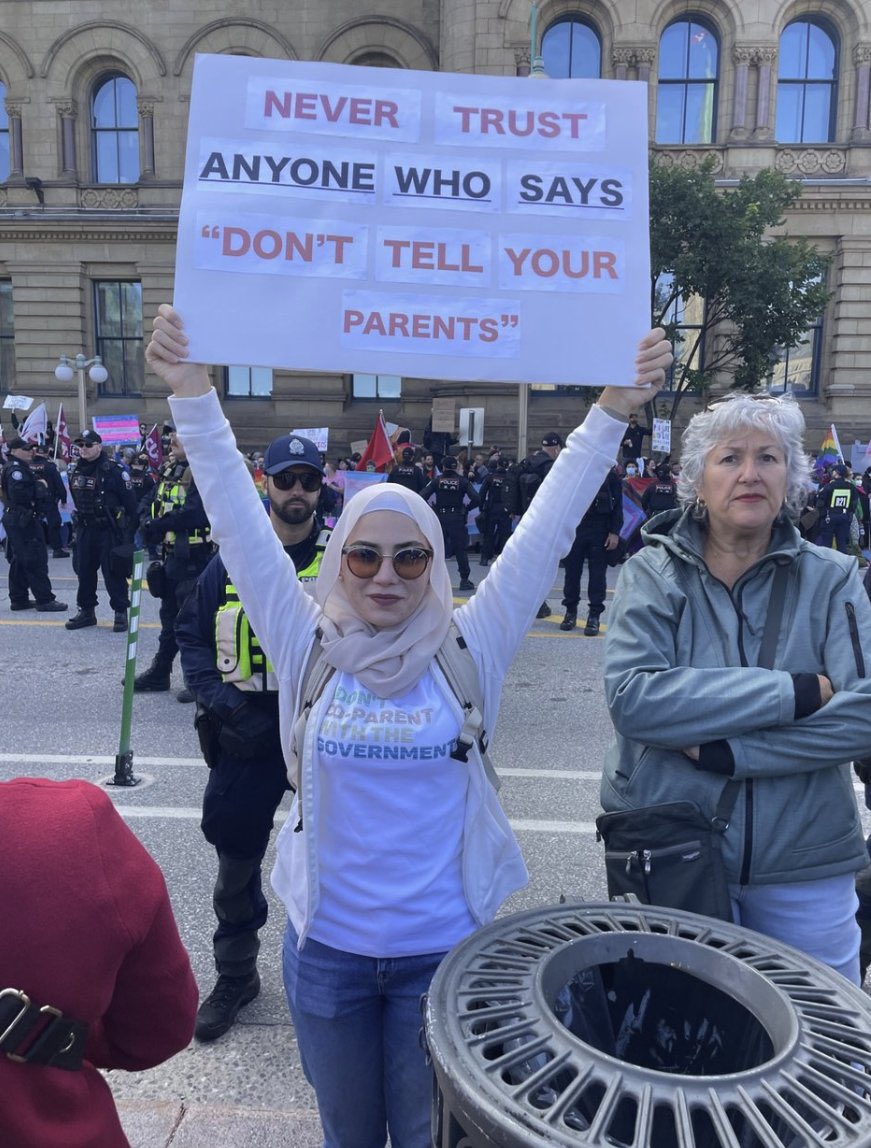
[118,1101,323,1147]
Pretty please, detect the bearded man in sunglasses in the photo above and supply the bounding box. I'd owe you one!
[174,433,331,1041]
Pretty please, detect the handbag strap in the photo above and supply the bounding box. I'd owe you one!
[714,563,790,828]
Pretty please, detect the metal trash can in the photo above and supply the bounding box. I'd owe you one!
[424,901,871,1147]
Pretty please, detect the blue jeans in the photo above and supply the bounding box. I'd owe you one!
[282,921,446,1148]
[729,874,860,985]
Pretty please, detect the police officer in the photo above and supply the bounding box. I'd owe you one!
[519,432,562,617]
[641,461,678,519]
[560,467,623,635]
[1,437,67,613]
[477,458,515,566]
[29,442,69,557]
[817,464,860,553]
[175,433,329,1041]
[127,452,158,557]
[387,446,426,493]
[135,427,213,699]
[65,430,136,631]
[421,455,479,591]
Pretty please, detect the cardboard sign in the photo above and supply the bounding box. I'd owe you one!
[2,394,33,411]
[292,426,329,451]
[431,397,456,434]
[652,418,671,454]
[175,56,650,388]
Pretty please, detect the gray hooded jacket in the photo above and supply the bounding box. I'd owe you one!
[601,507,871,886]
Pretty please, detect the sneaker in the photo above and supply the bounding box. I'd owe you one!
[560,611,577,632]
[10,600,38,611]
[536,601,551,619]
[113,611,128,633]
[195,971,261,1042]
[52,549,71,558]
[177,686,195,704]
[36,600,69,613]
[64,608,95,628]
[458,579,475,592]
[583,614,602,636]
[133,666,171,692]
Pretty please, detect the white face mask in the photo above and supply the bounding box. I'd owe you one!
[625,466,638,477]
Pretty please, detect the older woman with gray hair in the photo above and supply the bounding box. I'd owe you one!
[601,394,871,983]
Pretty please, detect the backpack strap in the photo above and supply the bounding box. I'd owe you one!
[435,622,501,792]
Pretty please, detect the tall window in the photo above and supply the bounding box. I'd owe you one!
[225,366,273,398]
[541,18,601,78]
[0,82,9,182]
[776,20,838,143]
[655,272,706,388]
[766,285,824,397]
[0,282,14,393]
[656,19,719,144]
[352,372,401,399]
[94,281,143,395]
[91,74,139,183]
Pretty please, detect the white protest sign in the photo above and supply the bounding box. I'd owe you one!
[2,394,33,411]
[652,418,671,454]
[292,426,329,451]
[175,57,650,388]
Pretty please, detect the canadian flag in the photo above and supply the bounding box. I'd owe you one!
[356,411,394,472]
[55,403,71,462]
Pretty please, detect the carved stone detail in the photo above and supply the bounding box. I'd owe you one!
[732,45,754,65]
[137,100,156,118]
[751,45,778,64]
[78,187,140,209]
[0,188,7,207]
[652,148,724,173]
[514,46,530,69]
[612,46,655,68]
[774,148,846,175]
[52,99,78,119]
[854,44,871,65]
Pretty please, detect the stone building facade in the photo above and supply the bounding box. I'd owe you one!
[0,0,869,455]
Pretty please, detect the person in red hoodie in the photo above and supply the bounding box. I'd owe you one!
[0,778,198,1148]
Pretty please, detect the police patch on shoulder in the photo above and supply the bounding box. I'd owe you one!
[11,469,23,480]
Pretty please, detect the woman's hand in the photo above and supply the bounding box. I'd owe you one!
[145,304,211,397]
[597,328,673,419]
[818,675,834,706]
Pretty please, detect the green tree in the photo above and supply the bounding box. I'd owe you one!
[650,159,831,422]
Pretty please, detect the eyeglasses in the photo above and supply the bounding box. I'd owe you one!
[270,469,322,492]
[342,544,433,580]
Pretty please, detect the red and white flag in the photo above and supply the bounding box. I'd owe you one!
[356,411,394,472]
[144,424,164,473]
[55,403,71,462]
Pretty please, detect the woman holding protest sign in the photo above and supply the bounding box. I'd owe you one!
[145,303,671,1148]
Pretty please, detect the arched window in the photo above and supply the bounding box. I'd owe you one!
[0,81,9,182]
[541,18,601,79]
[91,73,139,183]
[656,19,719,144]
[352,52,402,69]
[776,20,838,143]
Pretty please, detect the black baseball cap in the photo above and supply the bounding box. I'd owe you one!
[263,434,324,476]
[75,429,102,446]
[541,432,563,447]
[8,436,36,451]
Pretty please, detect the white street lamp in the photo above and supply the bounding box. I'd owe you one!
[54,353,109,435]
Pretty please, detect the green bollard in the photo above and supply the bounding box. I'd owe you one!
[109,548,144,788]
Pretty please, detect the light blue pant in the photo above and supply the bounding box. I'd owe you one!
[282,920,446,1148]
[730,874,861,985]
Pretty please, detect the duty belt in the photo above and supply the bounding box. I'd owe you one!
[0,987,88,1071]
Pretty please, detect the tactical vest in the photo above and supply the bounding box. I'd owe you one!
[154,465,210,546]
[827,483,854,517]
[483,474,508,510]
[69,467,107,517]
[434,474,465,512]
[215,529,330,692]
[647,481,677,514]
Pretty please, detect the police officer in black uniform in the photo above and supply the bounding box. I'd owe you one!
[421,455,480,591]
[560,467,623,635]
[175,433,329,1041]
[816,464,860,553]
[127,452,158,557]
[387,446,426,493]
[1,437,67,613]
[65,430,137,632]
[519,432,563,617]
[135,427,213,699]
[477,458,515,566]
[30,442,69,557]
[641,461,678,519]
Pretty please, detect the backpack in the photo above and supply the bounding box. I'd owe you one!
[289,621,500,796]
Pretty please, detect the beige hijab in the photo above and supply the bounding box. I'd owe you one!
[314,483,454,697]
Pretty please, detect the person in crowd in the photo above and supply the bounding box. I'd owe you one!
[559,467,623,634]
[816,463,861,554]
[0,777,197,1148]
[421,452,438,482]
[135,426,213,699]
[420,454,480,592]
[388,446,426,494]
[65,430,138,632]
[620,410,650,465]
[601,394,871,983]
[641,460,679,519]
[1,437,67,613]
[146,302,671,1148]
[29,442,69,557]
[477,458,516,567]
[176,433,330,1042]
[518,432,563,618]
[128,451,159,557]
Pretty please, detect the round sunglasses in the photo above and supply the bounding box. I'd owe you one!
[270,469,323,492]
[341,544,433,581]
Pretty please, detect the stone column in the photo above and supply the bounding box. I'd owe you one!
[137,98,156,178]
[636,47,655,84]
[852,45,871,141]
[730,46,752,138]
[4,99,25,181]
[612,47,632,82]
[56,100,78,178]
[753,47,777,139]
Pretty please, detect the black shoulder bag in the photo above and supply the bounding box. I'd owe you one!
[595,564,789,921]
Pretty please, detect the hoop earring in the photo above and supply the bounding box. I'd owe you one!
[692,496,708,522]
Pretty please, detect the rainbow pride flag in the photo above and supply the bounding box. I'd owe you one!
[817,425,842,470]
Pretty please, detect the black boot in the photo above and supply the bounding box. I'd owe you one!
[133,662,172,691]
[65,608,96,629]
[194,971,261,1042]
[113,611,128,633]
[536,601,551,619]
[583,612,602,636]
[560,610,577,631]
